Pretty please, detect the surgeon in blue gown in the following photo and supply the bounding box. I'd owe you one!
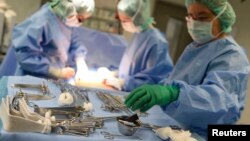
[12,0,95,80]
[124,0,250,139]
[103,0,173,92]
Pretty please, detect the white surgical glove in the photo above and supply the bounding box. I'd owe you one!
[49,67,75,79]
[75,57,88,81]
[103,77,125,91]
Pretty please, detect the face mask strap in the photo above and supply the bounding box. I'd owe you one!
[124,0,142,32]
[132,0,142,21]
[132,0,153,31]
[210,3,228,38]
[211,3,228,23]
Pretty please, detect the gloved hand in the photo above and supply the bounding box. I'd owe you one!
[49,67,75,79]
[103,77,125,91]
[125,85,180,112]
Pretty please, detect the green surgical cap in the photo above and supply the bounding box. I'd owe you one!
[185,0,236,33]
[50,0,94,20]
[72,0,95,16]
[118,0,153,29]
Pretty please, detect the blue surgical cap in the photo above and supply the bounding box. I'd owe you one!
[185,0,236,33]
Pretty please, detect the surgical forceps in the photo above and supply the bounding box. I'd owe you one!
[100,131,142,140]
[11,81,50,95]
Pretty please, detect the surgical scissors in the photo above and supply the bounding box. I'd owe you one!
[100,131,115,140]
[100,131,142,140]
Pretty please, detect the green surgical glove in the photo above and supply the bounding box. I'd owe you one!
[125,85,180,112]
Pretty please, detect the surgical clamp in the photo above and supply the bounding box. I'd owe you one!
[11,81,50,94]
[100,131,142,140]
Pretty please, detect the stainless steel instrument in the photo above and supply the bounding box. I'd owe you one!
[34,105,85,118]
[100,131,142,140]
[11,82,50,94]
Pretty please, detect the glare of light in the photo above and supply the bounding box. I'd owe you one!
[74,67,113,84]
[96,67,113,80]
[81,70,102,82]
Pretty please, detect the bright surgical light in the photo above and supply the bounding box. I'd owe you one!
[96,67,113,80]
[73,67,114,86]
[80,70,102,82]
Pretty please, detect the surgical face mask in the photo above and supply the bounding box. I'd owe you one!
[64,15,82,27]
[187,6,227,44]
[121,22,141,33]
[187,18,215,44]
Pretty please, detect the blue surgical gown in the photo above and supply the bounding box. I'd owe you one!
[75,27,127,70]
[161,36,250,138]
[12,3,86,78]
[119,28,173,92]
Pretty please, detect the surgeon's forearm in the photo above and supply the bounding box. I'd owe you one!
[15,49,52,74]
[123,76,154,92]
[162,80,240,126]
[18,60,50,75]
[48,66,75,79]
[48,67,61,78]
